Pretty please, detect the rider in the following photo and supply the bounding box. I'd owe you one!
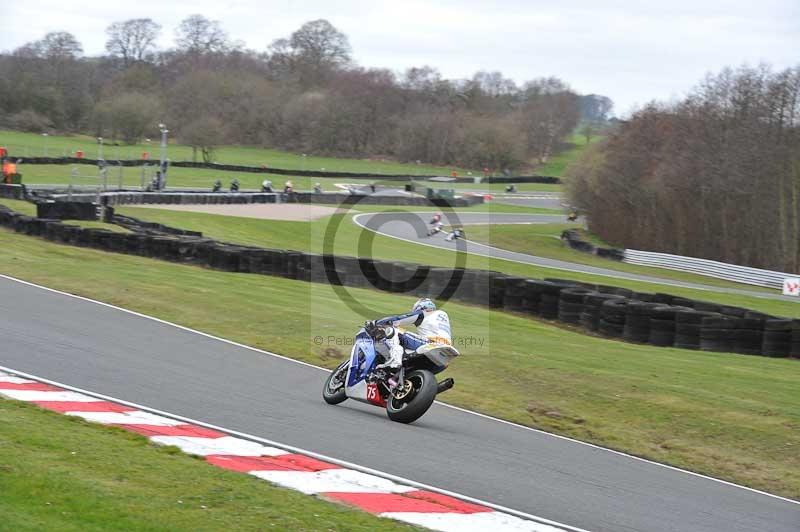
[445,227,465,241]
[429,222,444,236]
[368,298,452,371]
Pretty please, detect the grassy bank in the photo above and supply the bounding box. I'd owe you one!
[1,228,798,498]
[0,130,462,175]
[115,206,800,317]
[0,399,417,531]
[538,134,601,176]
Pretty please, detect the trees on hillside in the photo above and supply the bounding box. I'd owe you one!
[0,19,595,172]
[520,78,582,163]
[267,19,352,87]
[567,65,800,272]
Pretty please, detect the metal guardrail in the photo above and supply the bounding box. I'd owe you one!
[623,249,796,290]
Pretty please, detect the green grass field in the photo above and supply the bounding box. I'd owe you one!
[1,228,798,499]
[114,206,800,318]
[0,399,417,531]
[2,130,589,198]
[538,134,601,177]
[0,130,463,175]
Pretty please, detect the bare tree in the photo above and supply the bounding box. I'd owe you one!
[267,19,350,87]
[520,79,581,163]
[180,116,226,162]
[175,14,229,54]
[106,18,161,66]
[20,31,82,60]
[567,65,800,272]
[580,94,614,122]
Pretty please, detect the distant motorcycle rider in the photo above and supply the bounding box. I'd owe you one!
[428,221,444,237]
[366,298,452,372]
[445,227,465,241]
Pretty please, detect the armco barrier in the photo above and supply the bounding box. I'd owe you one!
[623,249,796,290]
[0,202,796,360]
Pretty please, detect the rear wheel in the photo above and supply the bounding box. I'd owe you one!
[386,369,437,424]
[322,361,349,405]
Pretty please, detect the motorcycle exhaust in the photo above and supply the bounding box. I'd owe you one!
[436,378,454,394]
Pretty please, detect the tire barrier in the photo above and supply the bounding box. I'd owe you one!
[0,184,27,200]
[700,316,737,353]
[112,213,203,237]
[675,310,720,350]
[580,293,625,332]
[1,201,796,360]
[36,201,98,221]
[48,191,280,206]
[792,321,800,358]
[599,299,628,338]
[558,287,593,325]
[761,319,793,358]
[649,305,690,347]
[623,302,667,343]
[43,190,483,208]
[560,229,624,261]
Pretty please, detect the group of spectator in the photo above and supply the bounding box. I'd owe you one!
[210,178,303,194]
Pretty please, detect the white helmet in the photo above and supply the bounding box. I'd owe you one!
[412,298,436,313]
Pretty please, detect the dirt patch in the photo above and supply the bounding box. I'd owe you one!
[134,203,338,222]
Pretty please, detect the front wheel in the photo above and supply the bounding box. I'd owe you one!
[386,369,437,424]
[323,361,349,405]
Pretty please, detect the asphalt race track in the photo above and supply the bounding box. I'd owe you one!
[2,276,797,532]
[353,211,798,302]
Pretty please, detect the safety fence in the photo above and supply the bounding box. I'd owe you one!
[623,249,794,290]
[1,202,797,359]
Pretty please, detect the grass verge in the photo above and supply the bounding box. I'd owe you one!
[0,228,798,499]
[0,399,417,531]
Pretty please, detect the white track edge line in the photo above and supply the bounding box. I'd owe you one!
[0,363,589,532]
[2,273,798,506]
[351,212,788,301]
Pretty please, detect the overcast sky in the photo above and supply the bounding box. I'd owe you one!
[3,1,798,115]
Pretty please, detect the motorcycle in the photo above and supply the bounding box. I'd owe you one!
[322,323,458,424]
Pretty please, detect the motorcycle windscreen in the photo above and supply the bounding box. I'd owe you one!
[346,332,378,387]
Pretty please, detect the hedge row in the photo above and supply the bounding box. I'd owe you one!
[13,156,560,183]
[0,204,796,359]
